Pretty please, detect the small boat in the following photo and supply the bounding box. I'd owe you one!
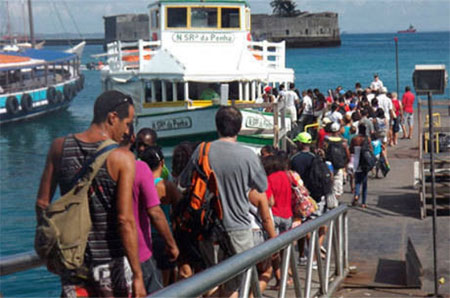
[0,42,85,125]
[0,0,85,125]
[97,0,295,152]
[398,25,416,34]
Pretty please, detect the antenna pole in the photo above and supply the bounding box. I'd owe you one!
[27,0,35,48]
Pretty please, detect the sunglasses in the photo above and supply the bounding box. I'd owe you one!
[109,95,134,113]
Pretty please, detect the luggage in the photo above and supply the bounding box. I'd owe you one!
[34,139,118,274]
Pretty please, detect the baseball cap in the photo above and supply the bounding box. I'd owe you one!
[331,122,341,132]
[264,86,272,92]
[293,132,312,144]
[381,87,388,93]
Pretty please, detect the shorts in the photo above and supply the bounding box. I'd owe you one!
[199,229,254,293]
[151,232,176,270]
[307,198,327,221]
[403,112,414,126]
[333,169,344,197]
[273,216,292,234]
[252,229,266,246]
[61,257,132,297]
[287,106,297,122]
[141,257,163,294]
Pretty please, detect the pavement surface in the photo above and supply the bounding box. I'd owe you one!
[262,108,450,298]
[335,108,450,297]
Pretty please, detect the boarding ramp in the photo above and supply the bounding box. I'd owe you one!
[0,206,349,298]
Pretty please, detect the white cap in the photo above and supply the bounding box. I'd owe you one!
[331,122,341,132]
[381,87,388,93]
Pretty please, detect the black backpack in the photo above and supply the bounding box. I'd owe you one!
[325,139,348,170]
[360,138,377,172]
[307,153,333,200]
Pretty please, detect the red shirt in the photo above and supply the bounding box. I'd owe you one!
[267,171,292,219]
[402,91,415,113]
[318,128,329,149]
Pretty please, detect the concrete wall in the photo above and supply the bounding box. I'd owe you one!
[251,13,341,47]
[104,14,149,46]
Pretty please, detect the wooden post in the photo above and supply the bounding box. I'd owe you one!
[273,102,279,148]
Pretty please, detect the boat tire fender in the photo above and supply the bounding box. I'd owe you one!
[47,87,57,104]
[75,76,83,91]
[6,96,19,115]
[63,84,71,101]
[20,93,33,112]
[56,90,64,103]
[79,74,85,89]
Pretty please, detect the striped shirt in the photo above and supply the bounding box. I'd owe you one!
[58,135,124,265]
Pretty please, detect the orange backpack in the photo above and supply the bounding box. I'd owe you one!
[174,142,223,241]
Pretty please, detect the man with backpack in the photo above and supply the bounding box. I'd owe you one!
[35,91,146,297]
[324,123,350,201]
[178,106,274,297]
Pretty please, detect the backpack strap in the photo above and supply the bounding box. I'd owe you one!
[69,139,118,188]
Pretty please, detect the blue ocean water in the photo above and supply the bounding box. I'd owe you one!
[0,32,449,297]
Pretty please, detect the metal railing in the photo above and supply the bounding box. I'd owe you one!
[0,205,349,298]
[247,40,286,69]
[151,204,349,298]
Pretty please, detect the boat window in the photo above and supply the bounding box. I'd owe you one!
[150,9,159,29]
[167,7,187,28]
[191,7,217,28]
[221,8,240,29]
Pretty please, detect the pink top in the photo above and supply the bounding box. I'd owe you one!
[268,171,293,219]
[132,160,160,263]
[402,91,415,114]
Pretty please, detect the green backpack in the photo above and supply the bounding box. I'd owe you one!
[34,139,118,275]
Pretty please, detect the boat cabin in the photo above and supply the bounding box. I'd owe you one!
[100,0,294,113]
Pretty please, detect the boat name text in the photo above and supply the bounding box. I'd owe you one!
[245,116,273,129]
[151,117,192,131]
[172,33,234,43]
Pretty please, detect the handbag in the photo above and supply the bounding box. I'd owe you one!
[287,171,318,220]
[326,192,339,209]
[34,139,118,275]
[378,155,390,177]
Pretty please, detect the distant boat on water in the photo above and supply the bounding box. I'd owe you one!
[398,25,416,33]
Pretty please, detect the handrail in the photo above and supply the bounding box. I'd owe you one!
[151,204,349,298]
[0,205,349,298]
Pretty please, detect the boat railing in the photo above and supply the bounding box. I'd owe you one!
[0,205,350,298]
[105,39,161,72]
[247,40,286,69]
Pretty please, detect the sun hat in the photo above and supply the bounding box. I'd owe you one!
[293,132,312,144]
[331,122,341,132]
[264,86,272,92]
[381,87,388,93]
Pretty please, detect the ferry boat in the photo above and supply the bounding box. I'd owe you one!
[398,25,416,34]
[0,43,85,124]
[98,0,295,153]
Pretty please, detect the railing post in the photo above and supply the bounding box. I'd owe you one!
[138,39,144,71]
[324,220,335,294]
[278,245,291,298]
[289,243,303,298]
[241,267,253,298]
[273,102,279,148]
[250,265,262,298]
[344,212,349,269]
[305,230,317,298]
[315,230,326,295]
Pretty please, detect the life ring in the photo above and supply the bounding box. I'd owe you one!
[6,96,19,114]
[20,93,33,112]
[55,90,64,103]
[46,87,56,104]
[122,49,152,62]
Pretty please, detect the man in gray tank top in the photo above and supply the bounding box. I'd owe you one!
[35,90,146,297]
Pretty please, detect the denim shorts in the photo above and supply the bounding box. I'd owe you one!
[273,216,292,234]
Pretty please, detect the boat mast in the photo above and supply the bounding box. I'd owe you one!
[27,0,35,48]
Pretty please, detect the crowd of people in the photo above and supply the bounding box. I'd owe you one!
[34,76,416,297]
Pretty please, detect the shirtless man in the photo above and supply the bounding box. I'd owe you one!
[36,90,146,297]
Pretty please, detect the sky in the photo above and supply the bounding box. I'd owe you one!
[1,0,450,35]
